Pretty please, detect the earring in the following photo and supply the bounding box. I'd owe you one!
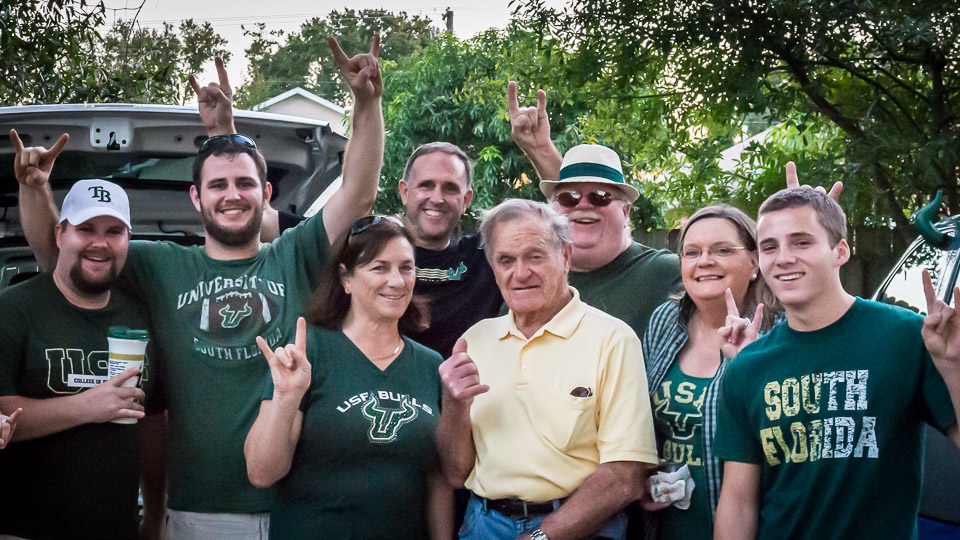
[751,273,758,280]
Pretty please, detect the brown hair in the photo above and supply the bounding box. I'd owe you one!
[191,140,268,192]
[758,187,847,245]
[306,216,427,334]
[677,204,781,329]
[402,142,473,187]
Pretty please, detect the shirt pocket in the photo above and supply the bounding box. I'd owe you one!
[528,386,597,453]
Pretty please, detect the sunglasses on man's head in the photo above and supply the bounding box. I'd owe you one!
[198,134,257,154]
[555,189,616,208]
[350,215,405,236]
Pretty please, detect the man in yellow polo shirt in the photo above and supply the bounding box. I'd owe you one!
[437,198,658,540]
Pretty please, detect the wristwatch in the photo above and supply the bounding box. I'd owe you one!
[530,528,551,540]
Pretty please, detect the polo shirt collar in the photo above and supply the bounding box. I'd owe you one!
[499,286,585,341]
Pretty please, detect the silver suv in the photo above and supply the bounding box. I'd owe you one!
[873,191,960,535]
[0,104,346,286]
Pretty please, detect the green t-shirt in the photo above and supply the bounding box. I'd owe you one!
[652,361,714,540]
[120,213,329,513]
[0,273,156,540]
[714,298,957,540]
[264,327,443,540]
[570,242,681,339]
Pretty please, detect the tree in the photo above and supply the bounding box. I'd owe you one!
[237,9,435,109]
[94,19,231,104]
[375,23,668,229]
[0,0,230,106]
[0,0,105,105]
[515,0,960,245]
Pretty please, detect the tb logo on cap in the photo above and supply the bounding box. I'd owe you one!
[88,186,112,203]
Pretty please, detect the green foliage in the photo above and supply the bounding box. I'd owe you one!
[0,0,105,105]
[236,9,435,109]
[94,19,231,104]
[376,24,668,229]
[0,0,230,106]
[516,0,960,245]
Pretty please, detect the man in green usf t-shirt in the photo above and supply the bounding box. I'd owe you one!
[18,37,385,539]
[713,186,960,540]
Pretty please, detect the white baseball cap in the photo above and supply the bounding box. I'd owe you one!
[60,179,132,230]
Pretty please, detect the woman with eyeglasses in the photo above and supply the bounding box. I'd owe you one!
[244,215,451,539]
[640,205,780,539]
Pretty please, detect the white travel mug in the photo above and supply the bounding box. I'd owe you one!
[106,326,149,425]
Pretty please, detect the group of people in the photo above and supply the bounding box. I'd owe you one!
[0,31,958,540]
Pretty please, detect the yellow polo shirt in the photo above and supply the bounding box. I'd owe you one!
[462,288,658,501]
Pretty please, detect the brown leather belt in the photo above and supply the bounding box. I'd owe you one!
[482,496,560,517]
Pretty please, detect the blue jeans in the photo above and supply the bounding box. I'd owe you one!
[458,494,628,540]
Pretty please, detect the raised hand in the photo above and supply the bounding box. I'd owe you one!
[719,288,764,359]
[439,338,489,405]
[921,269,960,376]
[0,408,22,449]
[328,33,382,102]
[188,57,236,136]
[257,317,311,402]
[508,81,552,153]
[10,129,68,188]
[79,367,146,423]
[785,161,843,201]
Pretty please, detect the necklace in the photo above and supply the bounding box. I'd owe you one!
[369,338,403,362]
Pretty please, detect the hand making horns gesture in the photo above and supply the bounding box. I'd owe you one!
[719,288,764,359]
[328,33,382,101]
[9,129,68,188]
[188,57,235,136]
[257,317,312,401]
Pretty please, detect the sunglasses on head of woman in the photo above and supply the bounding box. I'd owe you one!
[350,215,405,236]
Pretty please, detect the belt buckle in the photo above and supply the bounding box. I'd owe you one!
[521,499,530,518]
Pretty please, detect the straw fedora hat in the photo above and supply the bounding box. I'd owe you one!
[539,144,640,203]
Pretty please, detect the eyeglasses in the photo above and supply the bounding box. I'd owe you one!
[555,189,617,208]
[350,215,405,236]
[680,244,748,260]
[198,134,257,154]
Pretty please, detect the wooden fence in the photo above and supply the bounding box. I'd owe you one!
[633,226,906,299]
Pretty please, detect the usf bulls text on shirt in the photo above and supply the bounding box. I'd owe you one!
[715,299,957,540]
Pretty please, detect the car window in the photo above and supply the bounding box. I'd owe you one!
[876,226,959,314]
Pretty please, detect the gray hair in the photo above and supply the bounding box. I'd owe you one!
[479,199,572,262]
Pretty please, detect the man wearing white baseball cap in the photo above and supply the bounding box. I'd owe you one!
[0,172,165,539]
[509,84,682,339]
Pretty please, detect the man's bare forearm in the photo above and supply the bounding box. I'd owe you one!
[19,183,60,270]
[0,394,83,441]
[436,399,476,487]
[537,461,644,540]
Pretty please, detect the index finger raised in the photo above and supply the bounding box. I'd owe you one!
[369,32,380,58]
[725,287,739,317]
[328,37,349,68]
[507,81,520,115]
[215,57,231,93]
[9,129,24,153]
[294,317,307,354]
[188,73,202,96]
[256,335,274,360]
[536,88,547,116]
[922,269,938,312]
[785,161,798,190]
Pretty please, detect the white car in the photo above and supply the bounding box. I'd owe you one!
[0,103,346,286]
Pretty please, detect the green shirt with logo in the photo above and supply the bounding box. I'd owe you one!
[570,242,681,339]
[652,361,713,539]
[120,213,329,513]
[714,298,957,540]
[0,273,156,539]
[263,327,442,539]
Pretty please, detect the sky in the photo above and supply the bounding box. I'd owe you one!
[102,0,568,98]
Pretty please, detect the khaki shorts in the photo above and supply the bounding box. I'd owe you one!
[164,509,270,540]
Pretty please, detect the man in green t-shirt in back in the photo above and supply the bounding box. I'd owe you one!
[507,83,681,340]
[18,36,385,539]
[713,186,960,540]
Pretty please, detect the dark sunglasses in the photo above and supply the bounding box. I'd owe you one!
[555,189,616,208]
[350,215,405,236]
[198,134,257,154]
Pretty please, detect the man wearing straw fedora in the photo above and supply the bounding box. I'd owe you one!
[508,84,681,340]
